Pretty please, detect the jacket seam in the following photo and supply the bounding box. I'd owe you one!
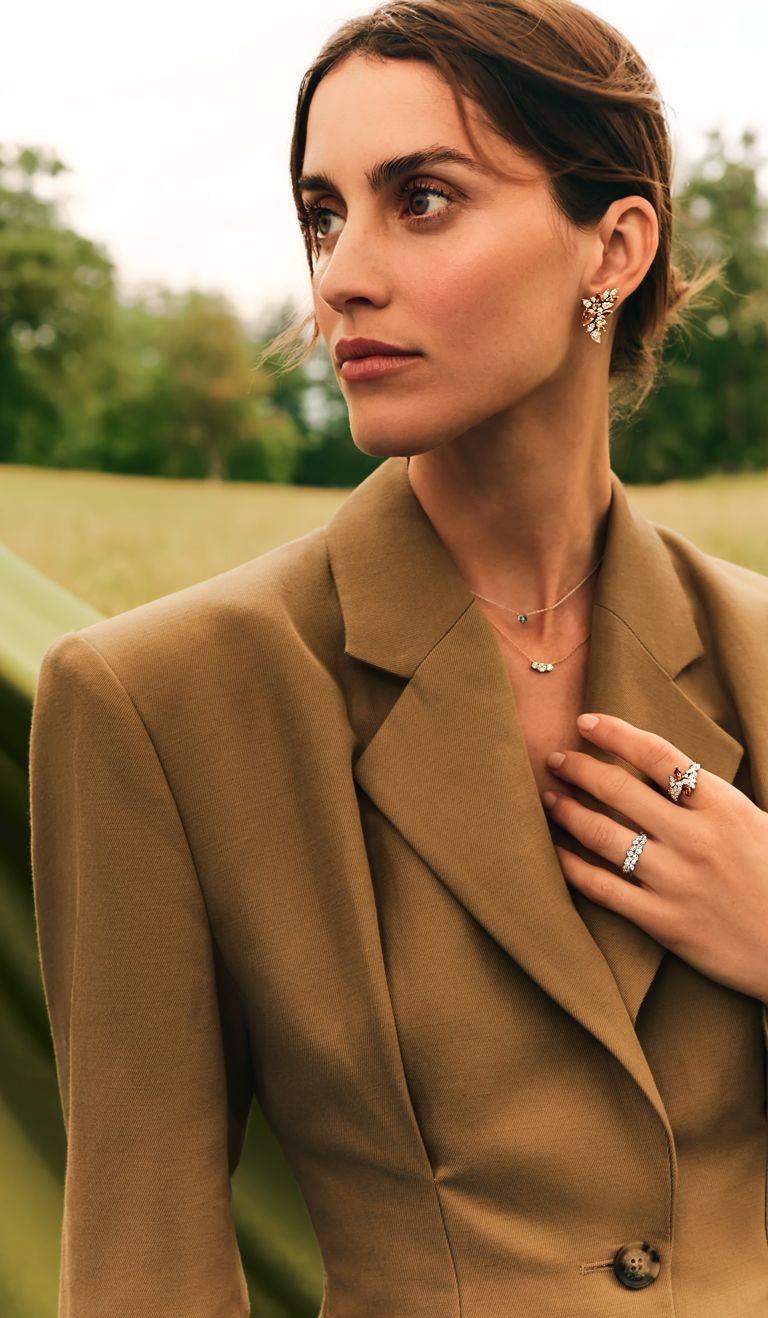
[431,1180,463,1317]
[357,788,463,1315]
[387,1001,466,1312]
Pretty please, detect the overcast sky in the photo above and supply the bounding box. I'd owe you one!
[5,1,767,326]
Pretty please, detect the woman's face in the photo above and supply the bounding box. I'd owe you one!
[300,53,597,457]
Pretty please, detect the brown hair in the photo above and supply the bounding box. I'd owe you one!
[258,0,722,420]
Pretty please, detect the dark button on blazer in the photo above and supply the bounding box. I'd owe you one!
[29,456,768,1316]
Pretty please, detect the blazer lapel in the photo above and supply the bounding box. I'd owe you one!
[326,456,744,1133]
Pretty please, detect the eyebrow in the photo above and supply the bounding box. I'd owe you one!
[297,146,484,198]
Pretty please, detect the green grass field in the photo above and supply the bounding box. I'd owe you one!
[2,463,767,617]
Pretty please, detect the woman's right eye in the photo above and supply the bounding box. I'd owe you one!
[304,205,341,241]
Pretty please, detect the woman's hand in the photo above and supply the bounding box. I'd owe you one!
[541,712,768,1004]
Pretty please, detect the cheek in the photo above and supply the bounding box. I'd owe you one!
[407,233,572,369]
[404,246,495,326]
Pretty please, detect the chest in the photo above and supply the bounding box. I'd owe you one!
[497,637,591,798]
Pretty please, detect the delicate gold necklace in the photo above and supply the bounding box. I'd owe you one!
[471,556,603,624]
[484,614,591,674]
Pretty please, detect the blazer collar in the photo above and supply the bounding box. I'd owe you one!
[326,456,744,1136]
[327,454,702,679]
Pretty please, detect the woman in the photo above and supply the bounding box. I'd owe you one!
[30,1,768,1314]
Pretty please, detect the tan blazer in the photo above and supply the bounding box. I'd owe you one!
[30,456,768,1317]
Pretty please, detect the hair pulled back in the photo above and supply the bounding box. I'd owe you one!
[260,0,721,420]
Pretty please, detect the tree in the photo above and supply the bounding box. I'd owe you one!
[251,300,383,488]
[132,288,306,482]
[612,129,768,483]
[0,144,118,466]
[85,286,308,483]
[0,147,306,483]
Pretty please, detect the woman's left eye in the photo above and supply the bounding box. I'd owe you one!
[399,179,455,224]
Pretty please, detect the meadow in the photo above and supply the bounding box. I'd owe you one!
[2,463,767,617]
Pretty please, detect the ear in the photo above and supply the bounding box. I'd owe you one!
[587,195,660,301]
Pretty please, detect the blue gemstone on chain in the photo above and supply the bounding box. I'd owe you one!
[518,614,528,624]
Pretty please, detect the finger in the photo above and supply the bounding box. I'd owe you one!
[543,791,658,878]
[555,845,667,932]
[576,712,710,810]
[547,748,681,843]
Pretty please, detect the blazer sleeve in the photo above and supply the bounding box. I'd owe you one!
[29,629,252,1318]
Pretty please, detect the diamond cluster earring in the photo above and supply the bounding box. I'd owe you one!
[582,287,619,343]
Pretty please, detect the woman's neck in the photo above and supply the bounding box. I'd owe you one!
[405,431,613,629]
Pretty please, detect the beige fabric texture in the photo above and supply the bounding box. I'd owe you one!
[30,456,768,1316]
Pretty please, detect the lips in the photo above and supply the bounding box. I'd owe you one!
[335,336,421,366]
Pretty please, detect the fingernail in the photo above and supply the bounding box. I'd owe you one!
[578,714,599,732]
[542,790,558,807]
[547,751,565,769]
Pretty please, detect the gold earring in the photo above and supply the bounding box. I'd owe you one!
[581,287,619,343]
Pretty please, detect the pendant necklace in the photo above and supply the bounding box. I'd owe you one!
[471,555,603,675]
[471,550,603,622]
[483,615,591,673]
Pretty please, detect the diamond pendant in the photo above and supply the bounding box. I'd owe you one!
[518,614,528,624]
[531,661,554,673]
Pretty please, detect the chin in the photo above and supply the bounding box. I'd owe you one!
[348,408,474,459]
[348,431,422,460]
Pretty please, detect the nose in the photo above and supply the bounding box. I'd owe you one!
[314,216,391,316]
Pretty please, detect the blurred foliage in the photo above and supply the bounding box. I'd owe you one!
[98,287,307,482]
[612,128,768,482]
[253,301,383,488]
[0,131,766,488]
[0,145,117,468]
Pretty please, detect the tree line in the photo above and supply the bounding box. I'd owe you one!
[1,131,766,488]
